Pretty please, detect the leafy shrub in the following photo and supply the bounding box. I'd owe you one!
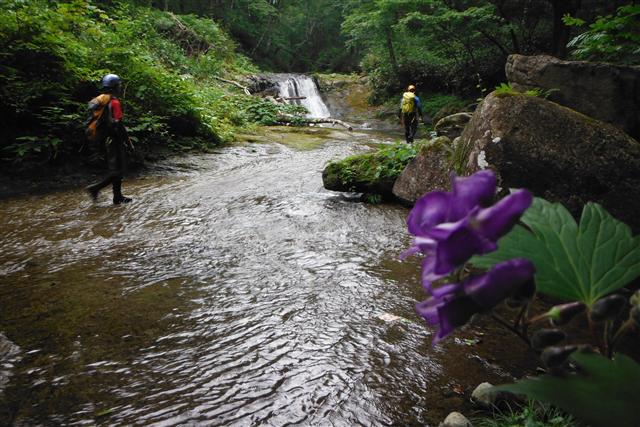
[0,0,265,164]
[564,5,640,65]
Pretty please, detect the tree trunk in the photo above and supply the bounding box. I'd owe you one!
[549,0,582,58]
[384,27,399,73]
[278,115,353,131]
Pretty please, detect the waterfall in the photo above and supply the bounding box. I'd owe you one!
[277,75,331,119]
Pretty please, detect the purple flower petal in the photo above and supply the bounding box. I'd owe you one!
[431,283,463,298]
[416,297,445,326]
[421,256,447,292]
[475,189,533,241]
[433,224,487,275]
[450,170,496,218]
[407,191,452,236]
[432,296,481,345]
[464,258,536,308]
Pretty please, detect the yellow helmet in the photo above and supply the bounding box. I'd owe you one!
[407,85,416,92]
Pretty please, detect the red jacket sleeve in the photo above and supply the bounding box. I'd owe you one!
[110,98,123,121]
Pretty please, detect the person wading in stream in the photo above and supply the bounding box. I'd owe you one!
[398,85,425,144]
[85,73,133,204]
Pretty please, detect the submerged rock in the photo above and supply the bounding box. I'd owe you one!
[471,382,499,407]
[506,54,640,141]
[438,411,473,427]
[459,91,640,231]
[0,332,20,394]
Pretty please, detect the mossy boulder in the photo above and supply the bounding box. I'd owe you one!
[460,91,640,231]
[322,142,420,198]
[506,54,640,141]
[434,113,473,140]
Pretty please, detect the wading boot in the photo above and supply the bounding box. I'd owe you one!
[113,196,132,205]
[112,179,132,205]
[85,184,100,201]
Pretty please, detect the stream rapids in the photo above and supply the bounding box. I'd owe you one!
[0,128,533,426]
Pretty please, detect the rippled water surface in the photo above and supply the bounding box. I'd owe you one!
[0,129,533,426]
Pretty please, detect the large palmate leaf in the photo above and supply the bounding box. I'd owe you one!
[496,352,640,427]
[471,198,640,305]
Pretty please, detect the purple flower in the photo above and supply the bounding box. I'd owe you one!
[417,295,481,344]
[464,258,536,307]
[404,170,532,290]
[416,259,536,344]
[407,170,496,236]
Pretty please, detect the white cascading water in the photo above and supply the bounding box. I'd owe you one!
[277,75,331,119]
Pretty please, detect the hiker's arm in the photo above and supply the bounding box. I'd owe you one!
[109,99,132,145]
[415,96,424,119]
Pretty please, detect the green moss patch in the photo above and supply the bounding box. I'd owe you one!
[324,140,433,193]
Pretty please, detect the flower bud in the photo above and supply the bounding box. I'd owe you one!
[548,302,586,326]
[531,328,566,351]
[541,345,578,369]
[590,294,626,323]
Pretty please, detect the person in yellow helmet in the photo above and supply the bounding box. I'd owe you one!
[398,84,424,143]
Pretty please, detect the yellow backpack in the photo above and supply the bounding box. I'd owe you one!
[85,94,111,141]
[401,91,416,113]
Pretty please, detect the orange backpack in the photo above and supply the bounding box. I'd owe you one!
[85,94,111,141]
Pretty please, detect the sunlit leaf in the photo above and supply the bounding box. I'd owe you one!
[471,198,640,306]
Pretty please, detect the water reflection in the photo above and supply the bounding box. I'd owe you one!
[0,132,533,426]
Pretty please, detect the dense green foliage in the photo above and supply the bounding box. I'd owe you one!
[132,0,358,72]
[564,5,640,65]
[341,0,634,102]
[2,0,638,165]
[0,0,307,163]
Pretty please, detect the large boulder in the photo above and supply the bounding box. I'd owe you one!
[392,137,452,204]
[460,91,640,231]
[506,54,640,141]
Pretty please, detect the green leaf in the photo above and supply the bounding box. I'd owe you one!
[496,352,640,427]
[471,198,640,305]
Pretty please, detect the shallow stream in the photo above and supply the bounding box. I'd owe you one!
[0,128,534,426]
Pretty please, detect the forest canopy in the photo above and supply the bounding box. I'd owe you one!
[1,0,638,165]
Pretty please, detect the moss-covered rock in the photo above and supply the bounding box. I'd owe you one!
[506,54,640,141]
[434,112,473,140]
[322,142,422,198]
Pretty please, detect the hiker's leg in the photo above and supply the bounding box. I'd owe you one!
[108,137,131,204]
[403,114,412,143]
[409,115,418,142]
